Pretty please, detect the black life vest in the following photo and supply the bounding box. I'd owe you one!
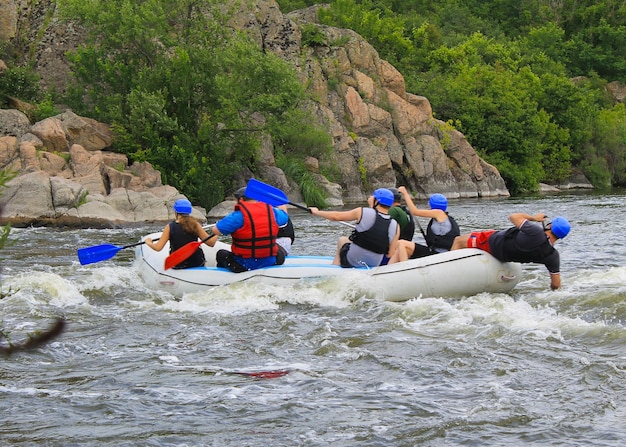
[349,209,392,254]
[499,227,555,263]
[277,217,295,243]
[168,221,205,268]
[398,205,416,241]
[425,214,460,251]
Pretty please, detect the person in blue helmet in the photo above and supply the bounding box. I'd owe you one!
[309,188,400,268]
[145,198,212,269]
[451,213,570,290]
[388,187,460,263]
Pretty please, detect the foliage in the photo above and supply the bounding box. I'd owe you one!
[276,156,328,208]
[301,24,327,47]
[314,0,626,193]
[57,0,318,209]
[0,65,43,106]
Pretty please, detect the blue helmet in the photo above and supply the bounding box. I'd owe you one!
[373,188,394,207]
[428,194,448,211]
[550,216,570,239]
[173,199,192,215]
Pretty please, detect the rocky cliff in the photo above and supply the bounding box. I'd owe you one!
[1,0,511,227]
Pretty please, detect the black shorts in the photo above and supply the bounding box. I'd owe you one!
[216,249,247,273]
[339,242,353,268]
[409,243,433,259]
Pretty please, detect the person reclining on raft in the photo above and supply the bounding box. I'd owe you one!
[206,187,289,273]
[145,199,212,269]
[309,188,400,268]
[450,213,570,290]
[388,187,460,264]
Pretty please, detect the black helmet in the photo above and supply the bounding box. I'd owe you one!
[388,187,402,203]
[234,187,248,200]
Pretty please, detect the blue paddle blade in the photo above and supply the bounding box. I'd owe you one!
[77,240,145,265]
[245,178,289,207]
[77,244,124,265]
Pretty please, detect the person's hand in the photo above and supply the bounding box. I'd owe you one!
[398,186,408,196]
[535,213,547,222]
[309,207,319,215]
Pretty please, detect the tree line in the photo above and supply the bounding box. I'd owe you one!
[282,0,626,194]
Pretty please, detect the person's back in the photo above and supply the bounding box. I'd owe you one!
[346,207,398,267]
[309,188,400,268]
[145,198,209,269]
[212,187,288,273]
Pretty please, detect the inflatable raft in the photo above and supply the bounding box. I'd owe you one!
[134,231,522,301]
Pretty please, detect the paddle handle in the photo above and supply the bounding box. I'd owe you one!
[287,201,311,213]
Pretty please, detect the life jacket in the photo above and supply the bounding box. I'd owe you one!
[277,217,295,243]
[168,221,205,268]
[349,209,392,254]
[499,226,555,263]
[398,205,416,241]
[425,214,460,251]
[231,201,279,259]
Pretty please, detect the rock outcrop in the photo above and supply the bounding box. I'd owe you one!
[0,110,205,227]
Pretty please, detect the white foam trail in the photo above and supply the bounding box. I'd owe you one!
[157,275,365,314]
[2,271,88,307]
[401,291,610,341]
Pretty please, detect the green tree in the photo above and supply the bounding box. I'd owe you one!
[58,0,324,209]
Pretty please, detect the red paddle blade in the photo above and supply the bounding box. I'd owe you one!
[163,234,216,270]
[164,241,202,270]
[238,370,290,379]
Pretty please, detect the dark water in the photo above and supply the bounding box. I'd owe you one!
[1,192,625,446]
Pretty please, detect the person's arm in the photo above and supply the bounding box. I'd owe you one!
[550,272,561,290]
[195,221,217,247]
[145,224,170,251]
[273,207,289,226]
[398,186,447,221]
[509,212,546,228]
[309,207,362,223]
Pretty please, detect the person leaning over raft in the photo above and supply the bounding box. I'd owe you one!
[450,213,571,290]
[387,187,415,241]
[206,187,289,273]
[309,188,400,268]
[388,187,460,264]
[145,199,211,269]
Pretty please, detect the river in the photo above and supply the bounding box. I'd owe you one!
[1,191,625,446]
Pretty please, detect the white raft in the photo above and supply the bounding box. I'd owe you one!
[134,231,522,301]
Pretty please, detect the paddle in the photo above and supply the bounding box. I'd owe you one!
[78,223,216,266]
[245,178,311,212]
[164,233,217,270]
[245,178,355,228]
[77,240,151,265]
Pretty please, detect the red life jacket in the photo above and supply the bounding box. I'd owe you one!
[231,201,279,259]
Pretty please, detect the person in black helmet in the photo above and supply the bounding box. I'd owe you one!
[206,187,289,273]
[388,187,415,241]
